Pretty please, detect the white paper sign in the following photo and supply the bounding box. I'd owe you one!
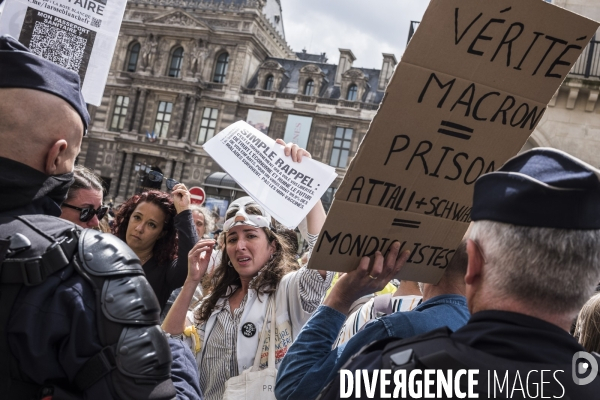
[203,121,338,229]
[0,0,128,105]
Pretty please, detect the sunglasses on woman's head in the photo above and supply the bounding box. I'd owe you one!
[62,203,109,222]
[147,170,179,190]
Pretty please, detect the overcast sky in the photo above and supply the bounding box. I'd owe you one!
[0,1,431,69]
[281,0,430,69]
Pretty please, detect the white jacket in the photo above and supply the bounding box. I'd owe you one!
[184,267,331,373]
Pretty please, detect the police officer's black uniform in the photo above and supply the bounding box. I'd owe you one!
[0,35,176,399]
[320,310,600,399]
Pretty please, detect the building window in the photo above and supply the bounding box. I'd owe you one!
[197,107,219,144]
[346,84,358,101]
[154,101,173,137]
[264,75,274,91]
[168,47,184,78]
[304,79,314,96]
[126,43,140,72]
[330,127,353,168]
[109,96,129,131]
[213,53,229,83]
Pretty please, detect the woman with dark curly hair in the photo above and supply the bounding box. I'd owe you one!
[112,183,198,311]
[162,141,333,400]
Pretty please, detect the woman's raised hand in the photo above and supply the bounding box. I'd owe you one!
[187,239,215,283]
[276,138,311,163]
[171,183,191,214]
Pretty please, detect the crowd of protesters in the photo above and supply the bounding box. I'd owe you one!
[3,32,600,399]
[50,144,600,399]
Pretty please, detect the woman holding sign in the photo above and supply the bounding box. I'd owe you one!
[162,141,333,400]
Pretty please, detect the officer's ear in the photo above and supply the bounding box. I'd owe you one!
[44,139,69,175]
[465,239,484,286]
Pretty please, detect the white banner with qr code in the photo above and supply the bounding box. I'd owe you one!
[0,0,127,105]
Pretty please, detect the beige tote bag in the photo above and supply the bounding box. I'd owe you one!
[223,296,277,400]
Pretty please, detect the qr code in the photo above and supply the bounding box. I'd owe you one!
[29,21,86,73]
[91,18,101,28]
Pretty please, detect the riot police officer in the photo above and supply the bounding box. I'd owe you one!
[0,35,192,399]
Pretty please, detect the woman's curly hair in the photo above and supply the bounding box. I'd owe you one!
[112,190,177,266]
[195,205,297,322]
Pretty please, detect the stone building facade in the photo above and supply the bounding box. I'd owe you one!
[80,0,392,213]
[526,0,600,167]
[80,0,600,217]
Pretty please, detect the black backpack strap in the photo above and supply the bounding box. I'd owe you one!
[318,328,455,400]
[385,346,469,371]
[0,228,78,286]
[380,328,459,371]
[0,224,79,398]
[0,276,35,397]
[0,239,9,265]
[73,346,117,391]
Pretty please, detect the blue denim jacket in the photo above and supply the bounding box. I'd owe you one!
[169,337,203,399]
[275,294,469,400]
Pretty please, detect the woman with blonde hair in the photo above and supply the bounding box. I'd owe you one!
[575,293,600,353]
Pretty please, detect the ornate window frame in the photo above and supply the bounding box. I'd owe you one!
[213,51,230,83]
[125,42,140,72]
[298,64,325,97]
[168,46,184,78]
[256,60,285,92]
[340,68,368,102]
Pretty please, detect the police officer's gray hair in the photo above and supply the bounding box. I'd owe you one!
[67,165,104,201]
[189,205,215,236]
[469,220,600,315]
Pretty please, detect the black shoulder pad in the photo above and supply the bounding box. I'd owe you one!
[15,214,83,242]
[79,230,144,277]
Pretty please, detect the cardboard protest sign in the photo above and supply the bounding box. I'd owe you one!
[308,0,599,283]
[203,121,338,229]
[0,0,128,105]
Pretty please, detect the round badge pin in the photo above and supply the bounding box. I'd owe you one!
[242,322,256,337]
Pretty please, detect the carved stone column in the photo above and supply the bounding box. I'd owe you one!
[122,88,139,132]
[168,93,187,139]
[110,151,125,200]
[132,89,148,133]
[181,96,197,141]
[173,161,184,182]
[117,152,134,201]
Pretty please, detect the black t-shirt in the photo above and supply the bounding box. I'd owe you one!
[142,209,198,311]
